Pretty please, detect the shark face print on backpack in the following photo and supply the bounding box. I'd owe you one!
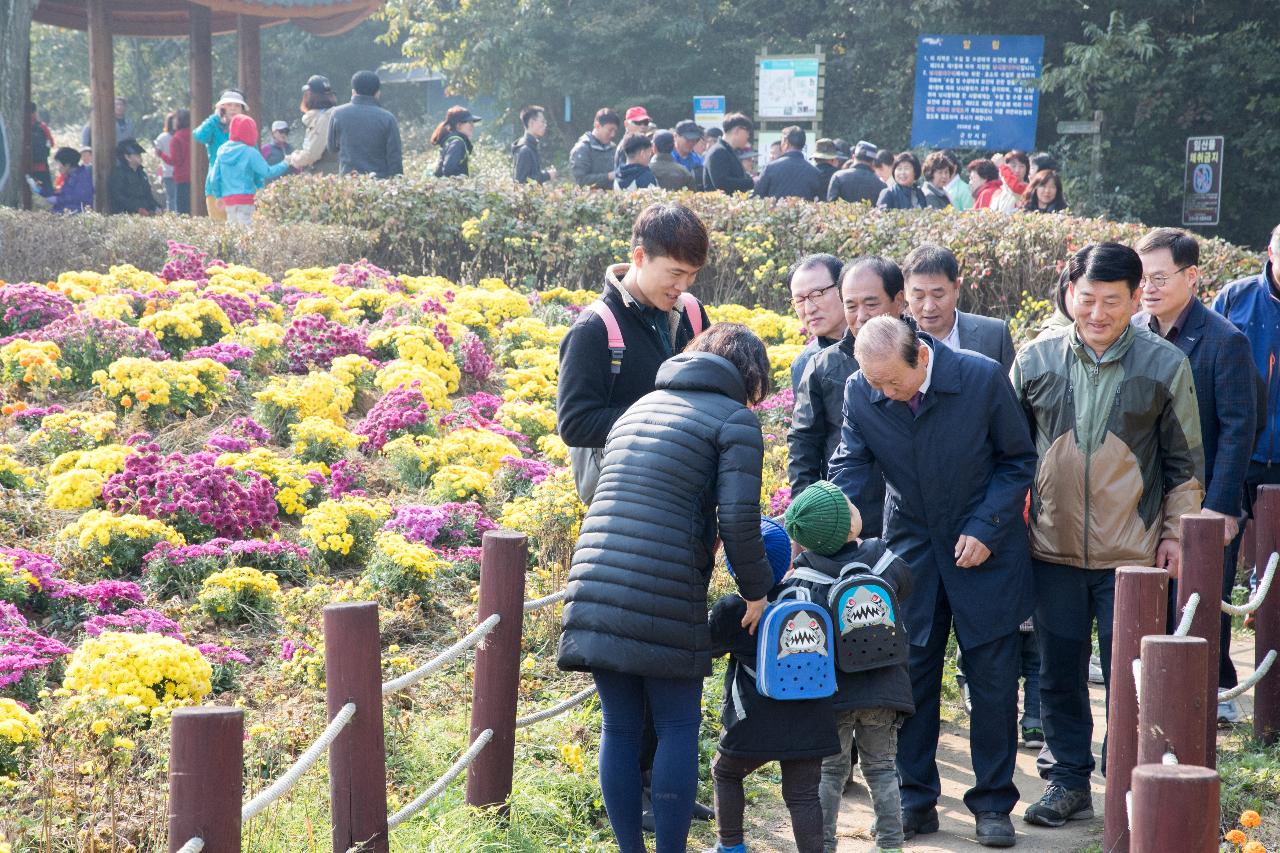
[829,558,908,673]
[756,587,837,700]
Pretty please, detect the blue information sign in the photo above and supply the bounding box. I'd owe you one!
[911,35,1044,151]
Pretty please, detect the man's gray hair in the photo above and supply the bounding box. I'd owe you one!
[1270,223,1280,255]
[853,315,920,368]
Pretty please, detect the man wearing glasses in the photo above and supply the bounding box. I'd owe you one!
[788,254,849,395]
[1136,228,1260,724]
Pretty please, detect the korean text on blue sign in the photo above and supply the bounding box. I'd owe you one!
[911,35,1044,151]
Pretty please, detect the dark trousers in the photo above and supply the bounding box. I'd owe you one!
[1221,462,1280,687]
[712,751,824,852]
[897,584,1021,815]
[175,182,191,215]
[1034,560,1114,792]
[593,669,703,853]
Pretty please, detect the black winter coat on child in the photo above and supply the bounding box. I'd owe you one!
[557,352,776,680]
[709,593,840,761]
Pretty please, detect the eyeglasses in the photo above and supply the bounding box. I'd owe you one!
[1140,265,1191,288]
[791,281,839,308]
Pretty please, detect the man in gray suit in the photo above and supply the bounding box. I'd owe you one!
[903,244,1015,370]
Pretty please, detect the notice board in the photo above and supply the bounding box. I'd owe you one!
[911,35,1044,151]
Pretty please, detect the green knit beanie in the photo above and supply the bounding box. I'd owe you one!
[783,480,851,556]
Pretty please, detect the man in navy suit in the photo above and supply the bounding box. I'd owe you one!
[829,316,1037,848]
[903,243,1016,371]
[1134,228,1260,722]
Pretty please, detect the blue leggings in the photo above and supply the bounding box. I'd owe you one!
[592,668,704,853]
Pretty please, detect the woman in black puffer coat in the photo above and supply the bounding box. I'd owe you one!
[557,323,776,853]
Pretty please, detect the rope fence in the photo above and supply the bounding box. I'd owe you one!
[386,728,495,830]
[382,613,501,697]
[1222,552,1278,617]
[1104,495,1280,853]
[1173,592,1200,637]
[167,529,597,852]
[242,701,357,822]
[523,588,568,612]
[515,685,597,728]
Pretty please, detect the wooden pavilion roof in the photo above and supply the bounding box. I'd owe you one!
[34,0,384,37]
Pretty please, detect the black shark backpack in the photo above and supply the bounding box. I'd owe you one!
[790,549,908,674]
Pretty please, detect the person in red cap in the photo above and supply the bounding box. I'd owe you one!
[616,106,655,170]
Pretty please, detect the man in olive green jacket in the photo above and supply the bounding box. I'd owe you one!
[1012,242,1204,830]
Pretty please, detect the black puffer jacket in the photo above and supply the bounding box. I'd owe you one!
[558,352,776,679]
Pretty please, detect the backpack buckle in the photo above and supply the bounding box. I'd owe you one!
[609,347,624,374]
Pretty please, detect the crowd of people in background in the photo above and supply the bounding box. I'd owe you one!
[24,70,404,224]
[27,87,1070,221]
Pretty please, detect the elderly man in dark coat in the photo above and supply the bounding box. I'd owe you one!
[828,316,1037,848]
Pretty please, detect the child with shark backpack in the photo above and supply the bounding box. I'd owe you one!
[706,517,840,853]
[784,480,915,853]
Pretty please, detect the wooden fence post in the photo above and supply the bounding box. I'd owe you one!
[1137,635,1208,767]
[1103,566,1167,853]
[466,529,528,810]
[1256,485,1280,744]
[1177,513,1225,766]
[1129,764,1219,853]
[325,602,388,853]
[168,707,243,852]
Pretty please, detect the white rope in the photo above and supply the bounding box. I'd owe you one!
[242,701,357,822]
[382,614,501,697]
[1162,750,1179,765]
[386,728,494,830]
[515,686,597,728]
[1218,649,1278,702]
[174,838,204,853]
[523,588,568,613]
[1173,592,1201,637]
[1132,658,1143,707]
[1222,552,1278,617]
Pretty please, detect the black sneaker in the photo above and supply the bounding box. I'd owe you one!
[1023,784,1094,827]
[902,805,940,839]
[976,812,1016,847]
[641,786,655,833]
[691,799,715,821]
[1021,726,1045,749]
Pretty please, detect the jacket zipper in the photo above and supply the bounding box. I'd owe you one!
[1081,360,1101,568]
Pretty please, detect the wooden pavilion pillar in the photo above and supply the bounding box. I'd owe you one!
[22,48,33,210]
[236,15,263,127]
[87,0,115,213]
[189,2,212,216]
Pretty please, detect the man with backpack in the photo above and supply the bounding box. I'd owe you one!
[556,201,714,830]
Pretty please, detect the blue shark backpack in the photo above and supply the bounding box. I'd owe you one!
[755,586,836,700]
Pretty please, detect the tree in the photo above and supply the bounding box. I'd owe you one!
[0,0,39,209]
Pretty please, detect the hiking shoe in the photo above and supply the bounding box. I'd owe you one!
[691,799,716,821]
[702,845,746,853]
[902,805,940,839]
[1218,698,1244,724]
[1023,784,1094,827]
[1088,655,1104,684]
[976,811,1016,847]
[1021,726,1045,749]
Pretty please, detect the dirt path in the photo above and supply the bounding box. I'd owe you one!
[739,634,1258,852]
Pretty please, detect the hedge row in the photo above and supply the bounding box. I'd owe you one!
[258,175,1262,315]
[0,209,376,283]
